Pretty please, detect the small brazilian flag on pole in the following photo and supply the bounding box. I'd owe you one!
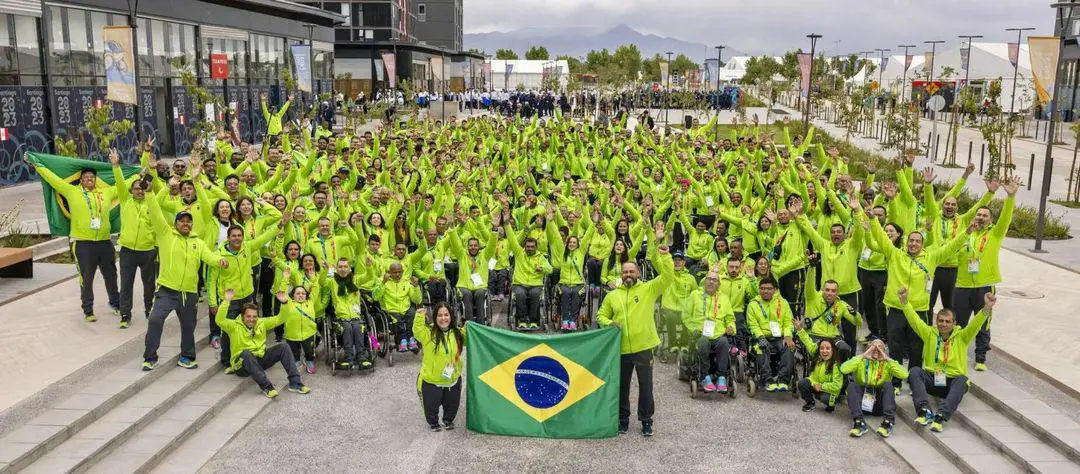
[465,322,619,439]
[26,152,140,237]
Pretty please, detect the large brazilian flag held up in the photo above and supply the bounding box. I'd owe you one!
[26,152,140,236]
[466,321,619,439]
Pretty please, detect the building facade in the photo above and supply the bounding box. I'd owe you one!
[0,0,341,184]
[298,0,477,98]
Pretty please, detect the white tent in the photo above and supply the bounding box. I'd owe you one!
[486,59,571,92]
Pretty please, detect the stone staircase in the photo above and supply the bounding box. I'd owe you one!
[0,318,272,473]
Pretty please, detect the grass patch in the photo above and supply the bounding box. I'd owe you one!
[739,95,767,108]
[39,251,76,264]
[1050,199,1080,209]
[0,234,51,248]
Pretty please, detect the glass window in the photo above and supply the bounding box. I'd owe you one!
[90,11,107,76]
[182,24,195,71]
[68,9,94,76]
[168,21,181,73]
[150,19,165,75]
[0,15,14,75]
[354,4,363,27]
[341,3,350,25]
[14,15,41,75]
[137,17,151,76]
[233,40,246,78]
[337,28,351,42]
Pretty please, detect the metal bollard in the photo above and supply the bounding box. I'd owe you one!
[1028,153,1035,190]
[1035,120,1040,140]
[980,143,985,174]
[967,141,973,164]
[934,135,941,162]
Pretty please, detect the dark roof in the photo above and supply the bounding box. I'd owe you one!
[224,0,346,25]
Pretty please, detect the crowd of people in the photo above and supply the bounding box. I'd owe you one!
[28,101,1014,437]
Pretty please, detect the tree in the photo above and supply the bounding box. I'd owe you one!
[612,44,643,83]
[525,45,550,60]
[467,48,485,55]
[585,49,613,71]
[557,55,584,75]
[495,49,518,60]
[670,53,698,79]
[742,56,781,86]
[642,54,662,82]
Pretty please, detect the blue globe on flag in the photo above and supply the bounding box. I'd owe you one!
[514,356,569,409]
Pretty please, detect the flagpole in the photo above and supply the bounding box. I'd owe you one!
[1006,27,1036,115]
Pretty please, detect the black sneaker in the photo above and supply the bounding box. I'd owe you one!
[443,421,455,431]
[801,401,815,412]
[824,405,835,413]
[430,424,442,432]
[618,420,629,434]
[641,421,653,437]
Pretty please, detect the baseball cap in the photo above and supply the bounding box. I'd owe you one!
[175,211,194,222]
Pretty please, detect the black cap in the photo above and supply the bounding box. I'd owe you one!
[175,211,194,222]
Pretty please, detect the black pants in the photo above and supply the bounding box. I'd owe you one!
[489,269,510,296]
[586,257,602,287]
[909,367,968,421]
[391,308,417,341]
[512,285,542,324]
[236,343,302,391]
[73,240,120,316]
[420,380,462,426]
[778,268,807,317]
[119,247,157,319]
[559,284,584,324]
[340,319,368,361]
[143,286,198,362]
[887,307,928,370]
[930,266,957,312]
[755,338,793,383]
[839,291,860,351]
[619,350,654,424]
[798,378,836,407]
[696,336,731,379]
[952,287,993,363]
[846,380,896,422]
[458,287,488,324]
[426,279,449,306]
[858,269,887,339]
[287,336,316,363]
[220,295,255,366]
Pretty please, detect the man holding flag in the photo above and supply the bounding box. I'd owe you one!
[597,223,675,437]
[26,153,121,322]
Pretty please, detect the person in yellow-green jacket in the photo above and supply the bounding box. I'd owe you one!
[110,151,156,328]
[747,275,795,392]
[796,197,864,350]
[952,177,1017,371]
[902,288,996,433]
[683,271,735,393]
[658,251,699,359]
[446,218,499,324]
[373,262,422,352]
[413,302,467,432]
[597,224,674,437]
[326,257,377,369]
[794,328,843,413]
[28,152,120,321]
[278,269,322,374]
[505,221,554,330]
[261,92,292,149]
[218,289,310,399]
[142,191,228,371]
[802,279,860,360]
[719,258,754,352]
[546,210,596,331]
[841,339,909,438]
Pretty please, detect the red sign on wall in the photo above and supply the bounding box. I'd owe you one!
[211,53,229,79]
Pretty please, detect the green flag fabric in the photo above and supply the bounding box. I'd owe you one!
[465,321,620,439]
[26,152,140,237]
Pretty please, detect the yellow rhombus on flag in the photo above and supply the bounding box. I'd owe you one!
[478,343,606,423]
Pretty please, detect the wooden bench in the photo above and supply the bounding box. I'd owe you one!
[0,247,33,278]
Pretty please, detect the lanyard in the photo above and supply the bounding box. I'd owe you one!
[82,189,103,218]
[967,232,990,256]
[755,299,781,322]
[318,237,336,263]
[935,334,952,370]
[296,306,315,322]
[908,254,929,275]
[704,292,722,320]
[941,216,958,240]
[864,359,885,385]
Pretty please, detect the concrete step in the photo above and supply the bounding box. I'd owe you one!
[895,392,1024,474]
[0,324,209,473]
[16,345,218,474]
[953,396,1080,473]
[84,370,250,474]
[882,416,963,473]
[149,388,273,474]
[969,369,1080,466]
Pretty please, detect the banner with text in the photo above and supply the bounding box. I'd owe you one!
[659,61,669,86]
[103,26,137,105]
[797,53,811,97]
[291,44,312,93]
[381,52,397,89]
[1028,36,1060,104]
[904,54,913,72]
[1008,42,1020,68]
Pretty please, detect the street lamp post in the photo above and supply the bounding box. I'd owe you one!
[714,45,724,141]
[664,51,673,130]
[925,40,945,161]
[804,33,822,131]
[1034,2,1077,252]
[1006,27,1036,115]
[303,23,316,139]
[948,35,983,164]
[897,44,917,155]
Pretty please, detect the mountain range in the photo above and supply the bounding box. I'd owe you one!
[464,24,745,63]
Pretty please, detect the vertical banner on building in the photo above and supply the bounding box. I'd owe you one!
[880,56,889,75]
[797,53,812,97]
[430,55,444,92]
[482,61,492,91]
[103,26,137,105]
[659,61,669,86]
[291,44,312,93]
[463,59,472,89]
[381,52,397,88]
[903,54,913,72]
[960,48,970,72]
[210,53,229,80]
[1028,36,1061,104]
[922,52,934,76]
[1008,42,1020,68]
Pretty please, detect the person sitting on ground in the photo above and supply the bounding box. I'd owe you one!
[218,289,311,398]
[901,287,996,433]
[794,327,843,413]
[413,302,466,432]
[841,339,908,439]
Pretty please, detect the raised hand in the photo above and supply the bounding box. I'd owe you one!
[276,291,288,303]
[898,287,908,305]
[986,179,1001,194]
[920,166,935,184]
[109,149,121,166]
[963,159,975,179]
[1003,177,1021,196]
[224,288,235,301]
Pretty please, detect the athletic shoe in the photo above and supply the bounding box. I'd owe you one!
[825,405,835,413]
[528,322,539,330]
[715,376,728,392]
[766,383,778,392]
[894,386,901,396]
[641,421,653,437]
[569,322,578,330]
[802,401,816,412]
[930,414,945,432]
[776,383,789,392]
[360,360,373,368]
[264,388,279,399]
[702,376,716,392]
[409,338,419,351]
[177,357,198,369]
[430,424,442,432]
[618,420,629,434]
[516,321,527,329]
[119,319,130,329]
[110,306,121,315]
[142,360,157,371]
[398,339,408,352]
[306,361,317,374]
[914,407,935,427]
[85,314,97,322]
[287,383,311,394]
[224,365,238,374]
[210,335,221,349]
[337,361,352,370]
[560,322,570,331]
[443,421,455,431]
[974,362,987,372]
[877,420,894,438]
[850,419,868,437]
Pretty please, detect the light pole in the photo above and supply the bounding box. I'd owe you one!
[302,23,315,138]
[1034,2,1077,252]
[1006,27,1036,115]
[804,33,822,131]
[664,51,673,130]
[948,35,983,164]
[714,45,724,140]
[897,44,917,155]
[925,40,945,160]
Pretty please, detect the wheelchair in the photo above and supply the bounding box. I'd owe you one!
[372,304,422,367]
[744,336,807,398]
[324,301,379,376]
[451,285,494,327]
[507,282,548,332]
[677,336,740,400]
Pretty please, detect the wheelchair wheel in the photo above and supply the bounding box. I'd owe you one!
[690,379,699,399]
[325,322,338,377]
[747,378,757,398]
[734,354,747,384]
[375,312,390,359]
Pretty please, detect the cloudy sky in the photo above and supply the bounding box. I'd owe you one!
[464,0,1055,55]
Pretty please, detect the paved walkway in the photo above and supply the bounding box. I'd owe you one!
[0,263,77,305]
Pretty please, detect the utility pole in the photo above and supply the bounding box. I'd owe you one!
[925,40,945,161]
[714,44,724,141]
[303,23,315,138]
[664,51,673,130]
[1006,27,1036,115]
[804,33,821,131]
[897,44,917,155]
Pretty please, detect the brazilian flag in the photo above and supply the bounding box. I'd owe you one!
[27,152,140,237]
[466,322,619,439]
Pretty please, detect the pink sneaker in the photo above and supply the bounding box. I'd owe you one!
[702,380,718,393]
[715,376,728,392]
[560,322,570,330]
[569,322,578,330]
[305,361,316,374]
[210,336,221,349]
